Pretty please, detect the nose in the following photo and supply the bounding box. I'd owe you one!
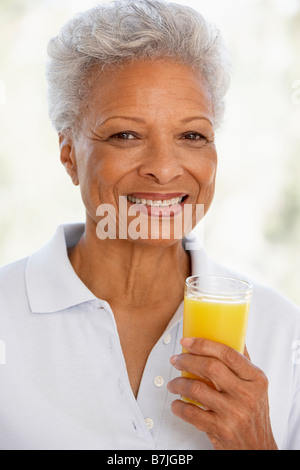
[138,138,184,185]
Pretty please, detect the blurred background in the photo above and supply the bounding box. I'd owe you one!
[0,0,299,305]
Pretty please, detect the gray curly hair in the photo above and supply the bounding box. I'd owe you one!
[46,0,231,135]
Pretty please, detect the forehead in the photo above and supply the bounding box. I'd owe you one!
[84,59,214,125]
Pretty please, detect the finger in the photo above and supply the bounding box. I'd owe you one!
[171,399,217,435]
[180,337,259,381]
[167,376,226,412]
[171,353,239,393]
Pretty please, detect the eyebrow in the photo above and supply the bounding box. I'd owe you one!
[97,115,213,127]
[97,116,145,127]
[180,116,213,126]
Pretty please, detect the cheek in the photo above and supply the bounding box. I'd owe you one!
[78,148,133,208]
[199,160,217,185]
[193,148,217,187]
[77,147,110,189]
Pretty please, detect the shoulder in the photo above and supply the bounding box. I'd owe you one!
[198,249,300,328]
[245,276,300,358]
[224,262,300,329]
[0,257,28,284]
[218,262,300,346]
[250,280,300,324]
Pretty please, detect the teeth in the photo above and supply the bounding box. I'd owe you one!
[127,195,184,206]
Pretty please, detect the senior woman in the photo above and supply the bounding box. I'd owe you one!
[0,0,299,451]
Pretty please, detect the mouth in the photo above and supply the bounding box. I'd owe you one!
[125,192,189,218]
[126,193,188,208]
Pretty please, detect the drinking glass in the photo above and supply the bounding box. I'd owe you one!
[182,275,253,407]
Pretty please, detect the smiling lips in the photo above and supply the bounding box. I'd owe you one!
[125,192,188,217]
[126,193,187,207]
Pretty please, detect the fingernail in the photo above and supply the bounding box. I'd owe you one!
[180,337,194,348]
[170,355,178,365]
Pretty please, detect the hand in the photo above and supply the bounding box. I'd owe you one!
[167,337,278,450]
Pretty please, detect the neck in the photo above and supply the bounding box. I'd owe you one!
[69,218,191,309]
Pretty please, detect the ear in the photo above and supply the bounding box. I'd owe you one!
[59,133,79,186]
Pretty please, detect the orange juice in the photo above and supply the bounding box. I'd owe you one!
[181,295,250,406]
[183,296,250,353]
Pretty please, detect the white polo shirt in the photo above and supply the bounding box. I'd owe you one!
[0,223,300,450]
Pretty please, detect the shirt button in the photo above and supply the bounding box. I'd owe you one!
[144,417,154,429]
[154,375,164,387]
[163,333,171,345]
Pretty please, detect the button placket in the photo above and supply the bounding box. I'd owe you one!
[98,303,154,447]
[135,328,179,444]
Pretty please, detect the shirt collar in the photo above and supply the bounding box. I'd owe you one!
[25,224,212,314]
[25,223,96,313]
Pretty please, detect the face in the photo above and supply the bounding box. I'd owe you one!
[60,59,217,245]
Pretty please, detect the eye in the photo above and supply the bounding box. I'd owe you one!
[110,132,137,140]
[183,132,207,141]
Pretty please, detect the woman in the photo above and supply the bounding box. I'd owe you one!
[0,0,299,450]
